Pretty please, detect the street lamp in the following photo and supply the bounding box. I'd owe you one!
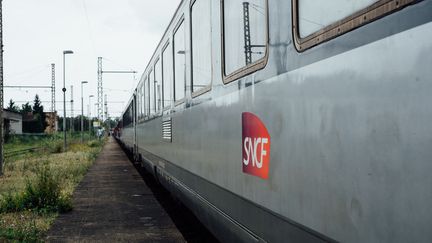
[88,95,94,135]
[81,81,88,143]
[63,50,73,151]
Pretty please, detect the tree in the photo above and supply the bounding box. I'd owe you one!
[32,95,46,133]
[33,94,44,115]
[20,102,32,115]
[6,99,19,113]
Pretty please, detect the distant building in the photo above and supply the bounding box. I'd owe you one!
[45,112,58,134]
[22,111,37,134]
[21,111,57,134]
[3,110,57,135]
[3,109,23,135]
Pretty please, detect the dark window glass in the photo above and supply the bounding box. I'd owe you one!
[123,103,133,126]
[149,70,155,114]
[155,59,162,112]
[144,76,149,117]
[141,82,145,118]
[162,43,173,108]
[137,83,141,119]
[174,20,186,102]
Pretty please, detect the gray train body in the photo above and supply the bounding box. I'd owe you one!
[117,0,432,242]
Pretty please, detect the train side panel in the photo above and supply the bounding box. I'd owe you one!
[122,0,432,242]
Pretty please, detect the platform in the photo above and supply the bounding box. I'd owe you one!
[46,137,185,242]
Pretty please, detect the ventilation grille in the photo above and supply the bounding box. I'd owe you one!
[162,118,172,142]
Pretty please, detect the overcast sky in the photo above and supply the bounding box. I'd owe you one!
[3,0,181,118]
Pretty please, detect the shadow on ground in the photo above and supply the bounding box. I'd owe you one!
[126,152,219,243]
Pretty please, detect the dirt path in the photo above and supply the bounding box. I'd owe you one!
[46,137,185,242]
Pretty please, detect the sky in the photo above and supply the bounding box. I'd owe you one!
[3,0,181,118]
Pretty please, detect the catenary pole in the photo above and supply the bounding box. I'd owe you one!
[81,81,88,142]
[0,0,4,175]
[62,50,73,151]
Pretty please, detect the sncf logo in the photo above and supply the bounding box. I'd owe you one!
[242,112,271,179]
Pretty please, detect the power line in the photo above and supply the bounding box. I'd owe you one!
[97,56,137,122]
[7,64,49,79]
[102,70,137,74]
[81,0,97,56]
[4,80,56,122]
[102,57,136,72]
[104,88,130,92]
[4,85,52,88]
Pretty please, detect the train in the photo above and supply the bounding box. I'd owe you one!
[115,0,432,242]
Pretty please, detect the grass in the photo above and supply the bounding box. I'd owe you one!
[0,211,55,242]
[0,133,105,241]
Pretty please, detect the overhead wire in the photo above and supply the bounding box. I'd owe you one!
[102,57,136,72]
[6,64,51,85]
[7,64,49,78]
[101,56,138,99]
[81,0,98,57]
[250,5,265,16]
[79,3,139,117]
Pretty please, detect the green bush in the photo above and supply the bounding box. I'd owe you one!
[49,141,63,154]
[87,140,100,148]
[0,163,72,214]
[0,219,40,242]
[0,191,19,213]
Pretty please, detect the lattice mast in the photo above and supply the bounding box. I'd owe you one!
[49,64,56,132]
[51,64,55,113]
[0,0,4,175]
[97,56,136,125]
[243,2,252,65]
[97,57,103,121]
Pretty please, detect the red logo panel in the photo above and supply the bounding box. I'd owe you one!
[242,112,271,179]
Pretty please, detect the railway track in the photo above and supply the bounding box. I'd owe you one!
[4,146,45,158]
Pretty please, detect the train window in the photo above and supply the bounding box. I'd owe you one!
[191,0,212,95]
[123,102,133,127]
[173,19,186,103]
[222,0,268,83]
[298,0,378,38]
[293,0,416,51]
[141,81,145,118]
[137,83,141,120]
[162,42,173,108]
[154,59,162,112]
[149,69,155,115]
[144,76,150,117]
[129,104,133,125]
[141,78,145,118]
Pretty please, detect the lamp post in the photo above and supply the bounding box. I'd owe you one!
[63,50,73,151]
[88,95,94,135]
[81,81,88,143]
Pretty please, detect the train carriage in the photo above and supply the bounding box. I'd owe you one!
[117,0,432,242]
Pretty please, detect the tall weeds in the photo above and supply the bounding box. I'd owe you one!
[1,135,104,241]
[0,162,72,214]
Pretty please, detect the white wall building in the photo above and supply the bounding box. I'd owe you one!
[3,109,23,135]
